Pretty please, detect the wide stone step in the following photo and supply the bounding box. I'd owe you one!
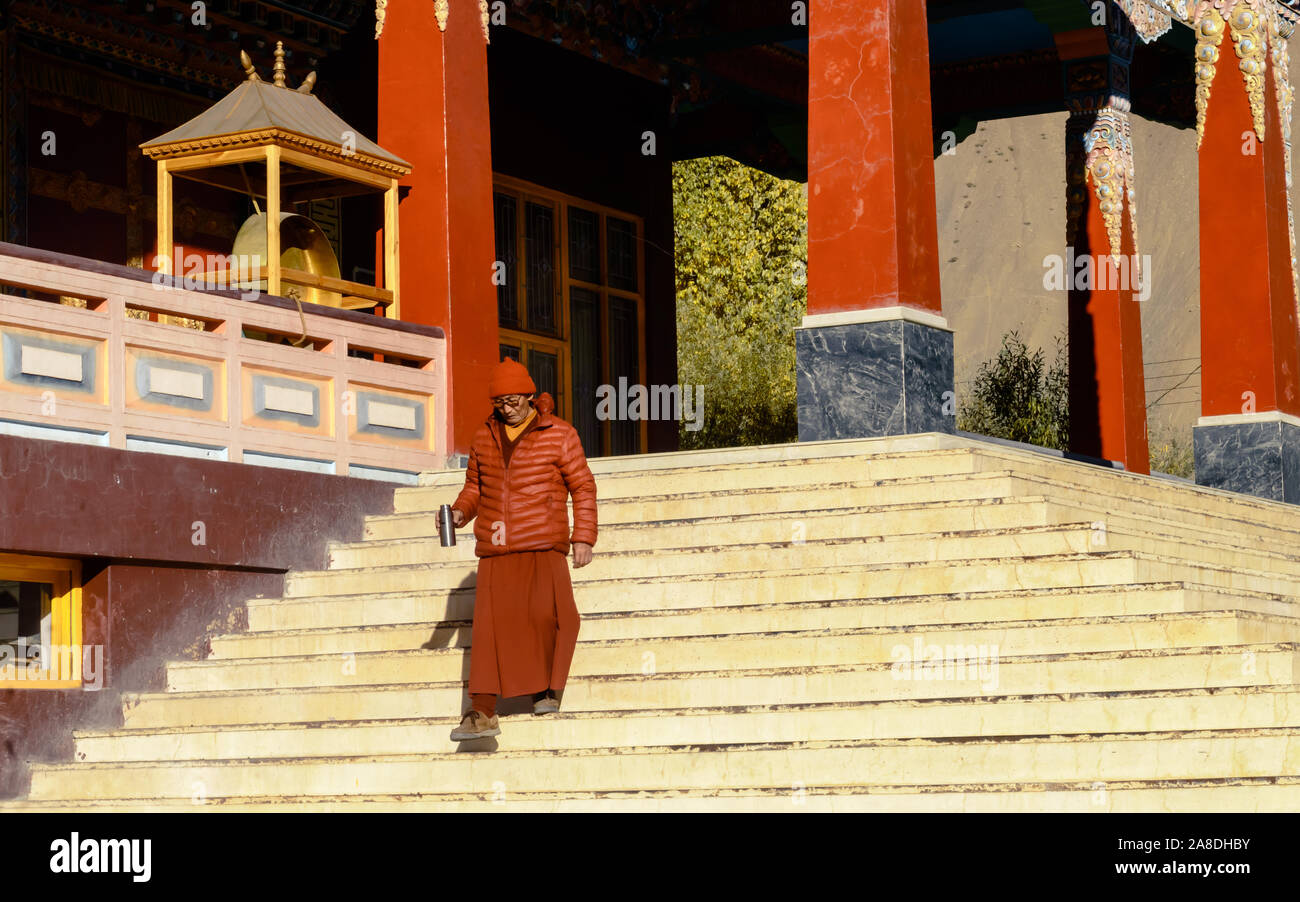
[244,580,1295,634]
[337,501,1300,581]
[211,601,1300,660]
[6,778,1298,812]
[395,447,982,510]
[69,687,1300,763]
[282,523,1129,592]
[348,496,1063,564]
[285,528,1300,600]
[118,643,1300,728]
[25,729,1300,801]
[395,471,1028,527]
[169,612,1300,692]
[268,551,1300,621]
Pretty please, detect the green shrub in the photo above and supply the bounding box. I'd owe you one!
[673,156,806,449]
[958,330,1069,451]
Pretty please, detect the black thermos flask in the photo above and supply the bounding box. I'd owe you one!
[437,504,457,547]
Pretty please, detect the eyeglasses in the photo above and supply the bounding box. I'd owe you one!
[491,394,531,409]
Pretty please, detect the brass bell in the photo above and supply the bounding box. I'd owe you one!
[231,211,342,307]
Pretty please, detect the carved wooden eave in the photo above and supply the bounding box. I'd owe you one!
[141,129,412,180]
[1122,0,1299,311]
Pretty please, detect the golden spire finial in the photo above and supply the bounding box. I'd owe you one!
[240,50,261,82]
[273,41,287,87]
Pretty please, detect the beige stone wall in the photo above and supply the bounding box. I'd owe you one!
[934,37,1300,446]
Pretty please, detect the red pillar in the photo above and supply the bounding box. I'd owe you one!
[379,0,499,458]
[1064,119,1150,473]
[1199,56,1300,419]
[1058,22,1150,474]
[806,0,942,316]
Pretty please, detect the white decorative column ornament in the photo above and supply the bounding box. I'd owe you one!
[376,0,387,38]
[1084,106,1141,276]
[435,0,450,31]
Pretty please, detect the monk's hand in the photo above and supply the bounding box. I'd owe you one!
[572,542,593,568]
[451,509,465,527]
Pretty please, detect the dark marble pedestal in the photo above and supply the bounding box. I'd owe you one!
[795,315,955,441]
[1193,416,1300,504]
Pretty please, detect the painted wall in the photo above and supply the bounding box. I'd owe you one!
[0,434,399,797]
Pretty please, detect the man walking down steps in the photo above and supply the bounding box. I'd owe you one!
[447,358,598,742]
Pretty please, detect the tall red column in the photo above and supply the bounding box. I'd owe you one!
[806,0,941,316]
[1199,49,1300,418]
[379,0,498,459]
[797,0,952,441]
[1058,21,1150,474]
[1192,13,1300,502]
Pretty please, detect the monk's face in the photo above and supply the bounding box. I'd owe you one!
[492,393,534,426]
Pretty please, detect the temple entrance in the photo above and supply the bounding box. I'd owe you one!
[492,174,646,457]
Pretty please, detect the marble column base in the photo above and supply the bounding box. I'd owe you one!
[1193,417,1300,504]
[796,318,955,441]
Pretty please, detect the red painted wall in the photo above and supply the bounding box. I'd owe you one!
[0,434,399,796]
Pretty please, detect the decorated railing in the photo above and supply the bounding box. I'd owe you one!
[0,242,448,483]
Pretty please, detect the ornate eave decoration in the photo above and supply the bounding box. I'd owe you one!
[1084,107,1142,278]
[376,0,491,42]
[141,128,412,178]
[1126,0,1299,311]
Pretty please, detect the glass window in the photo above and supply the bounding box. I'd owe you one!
[0,579,53,670]
[570,287,601,455]
[568,207,601,284]
[493,193,519,328]
[608,295,639,455]
[525,201,558,335]
[607,216,638,292]
[530,349,559,404]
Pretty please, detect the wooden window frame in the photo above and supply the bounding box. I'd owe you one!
[0,553,83,689]
[493,174,648,455]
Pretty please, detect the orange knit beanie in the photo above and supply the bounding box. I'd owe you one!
[488,358,536,397]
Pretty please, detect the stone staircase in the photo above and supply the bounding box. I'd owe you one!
[5,432,1300,811]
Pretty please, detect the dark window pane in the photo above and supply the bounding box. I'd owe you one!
[530,349,559,408]
[570,287,602,456]
[493,193,518,328]
[608,296,639,455]
[0,578,54,669]
[607,216,638,292]
[499,343,521,362]
[568,207,601,284]
[525,201,558,335]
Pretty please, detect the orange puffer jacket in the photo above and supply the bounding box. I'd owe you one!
[450,393,598,558]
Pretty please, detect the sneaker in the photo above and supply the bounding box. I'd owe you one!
[533,691,559,715]
[450,709,500,741]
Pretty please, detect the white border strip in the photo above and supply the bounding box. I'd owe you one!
[1197,411,1300,430]
[799,306,951,332]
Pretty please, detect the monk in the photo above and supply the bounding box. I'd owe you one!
[448,358,597,741]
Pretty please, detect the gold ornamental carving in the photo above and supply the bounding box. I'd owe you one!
[1083,107,1141,277]
[1227,3,1268,141]
[374,0,490,41]
[1194,9,1225,147]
